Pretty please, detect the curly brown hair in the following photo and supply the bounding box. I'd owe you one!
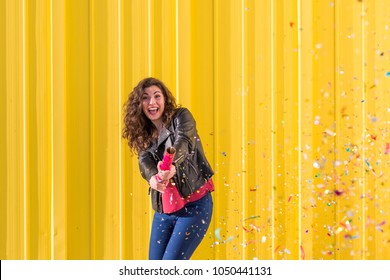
[122,77,178,154]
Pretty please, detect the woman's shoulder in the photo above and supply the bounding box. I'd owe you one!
[173,107,192,118]
[172,107,196,126]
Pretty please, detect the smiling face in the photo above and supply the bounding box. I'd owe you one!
[142,85,166,128]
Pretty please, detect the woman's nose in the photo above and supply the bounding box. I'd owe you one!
[149,97,156,104]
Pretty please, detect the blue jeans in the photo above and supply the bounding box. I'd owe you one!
[149,192,213,260]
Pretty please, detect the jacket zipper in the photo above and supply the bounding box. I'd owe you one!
[188,160,199,176]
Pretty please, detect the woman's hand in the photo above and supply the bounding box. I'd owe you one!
[149,175,167,193]
[157,161,176,181]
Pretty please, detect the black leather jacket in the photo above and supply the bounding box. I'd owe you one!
[138,107,214,213]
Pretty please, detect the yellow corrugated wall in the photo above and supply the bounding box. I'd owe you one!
[1,0,390,260]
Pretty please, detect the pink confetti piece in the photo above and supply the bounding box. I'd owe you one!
[377,220,386,226]
[385,143,390,154]
[344,234,359,240]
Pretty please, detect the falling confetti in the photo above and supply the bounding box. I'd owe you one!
[376,221,386,232]
[300,245,305,260]
[334,189,344,196]
[215,228,222,240]
[243,215,261,221]
[242,225,253,233]
[385,143,390,154]
[324,128,336,136]
[313,161,321,169]
[344,234,359,240]
[214,228,233,244]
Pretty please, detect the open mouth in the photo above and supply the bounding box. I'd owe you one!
[148,108,159,115]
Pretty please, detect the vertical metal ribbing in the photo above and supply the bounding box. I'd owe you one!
[297,0,302,260]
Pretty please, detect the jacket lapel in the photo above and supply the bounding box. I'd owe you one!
[157,126,173,148]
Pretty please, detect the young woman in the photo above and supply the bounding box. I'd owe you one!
[122,77,214,260]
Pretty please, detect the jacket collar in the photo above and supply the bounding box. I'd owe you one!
[149,125,174,151]
[157,126,173,147]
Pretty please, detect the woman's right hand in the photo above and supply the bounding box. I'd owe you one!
[149,175,166,193]
[157,161,176,181]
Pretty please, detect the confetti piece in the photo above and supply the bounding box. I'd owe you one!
[214,228,233,244]
[249,223,262,232]
[300,245,305,260]
[243,215,261,221]
[313,161,321,169]
[385,143,390,154]
[385,71,390,77]
[364,159,380,177]
[215,228,222,240]
[324,128,336,136]
[242,225,254,233]
[370,116,378,122]
[333,160,342,167]
[241,216,262,233]
[375,221,386,232]
[334,189,343,196]
[344,234,359,240]
[340,221,352,231]
[290,22,294,28]
[226,236,234,242]
[377,220,386,226]
[376,226,384,232]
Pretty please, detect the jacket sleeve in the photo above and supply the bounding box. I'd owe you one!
[138,150,158,182]
[172,108,198,166]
